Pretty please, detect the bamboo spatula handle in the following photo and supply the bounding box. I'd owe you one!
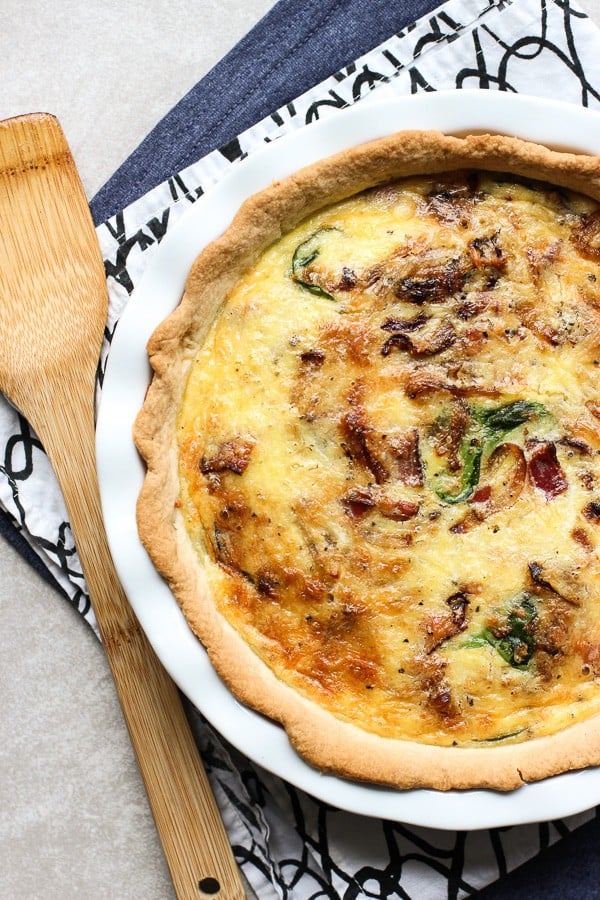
[37,380,245,900]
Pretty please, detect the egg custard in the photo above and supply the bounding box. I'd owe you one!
[135,131,600,790]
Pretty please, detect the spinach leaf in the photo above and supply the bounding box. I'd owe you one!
[474,400,546,448]
[474,728,528,743]
[435,437,482,504]
[464,592,537,669]
[434,400,545,504]
[291,228,340,300]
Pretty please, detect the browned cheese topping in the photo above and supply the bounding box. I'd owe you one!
[178,171,600,747]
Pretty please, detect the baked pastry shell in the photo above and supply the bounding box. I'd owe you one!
[134,129,600,791]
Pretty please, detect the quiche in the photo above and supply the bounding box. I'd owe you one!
[135,131,600,790]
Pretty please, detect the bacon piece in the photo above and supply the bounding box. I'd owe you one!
[381,320,456,358]
[423,592,470,653]
[572,209,600,261]
[341,486,377,518]
[337,267,357,291]
[533,597,573,680]
[388,428,424,487]
[431,399,470,472]
[414,653,457,720]
[402,366,502,400]
[376,497,420,521]
[341,407,388,484]
[558,436,592,456]
[200,435,256,475]
[583,501,600,523]
[572,527,593,551]
[469,233,505,271]
[395,258,465,304]
[528,561,581,606]
[527,441,568,498]
[341,485,419,522]
[450,443,526,534]
[455,294,491,320]
[580,471,596,491]
[470,485,492,503]
[381,312,428,334]
[300,348,326,367]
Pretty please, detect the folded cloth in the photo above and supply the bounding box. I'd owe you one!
[90,0,444,223]
[4,0,600,897]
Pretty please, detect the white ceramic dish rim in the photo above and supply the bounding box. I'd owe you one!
[97,89,600,830]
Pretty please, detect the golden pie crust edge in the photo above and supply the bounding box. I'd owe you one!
[134,130,600,791]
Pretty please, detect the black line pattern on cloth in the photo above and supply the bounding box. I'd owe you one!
[412,12,464,57]
[488,829,508,878]
[473,0,600,102]
[1,415,91,617]
[103,206,172,294]
[3,0,600,898]
[302,7,467,121]
[409,68,436,92]
[32,520,89,615]
[168,172,205,204]
[190,710,297,898]
[2,415,43,515]
[97,323,117,389]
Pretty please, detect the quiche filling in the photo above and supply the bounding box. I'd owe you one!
[177,170,600,749]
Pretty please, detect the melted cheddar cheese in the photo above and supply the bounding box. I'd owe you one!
[178,171,600,747]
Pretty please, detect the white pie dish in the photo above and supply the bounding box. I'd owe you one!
[96,89,600,829]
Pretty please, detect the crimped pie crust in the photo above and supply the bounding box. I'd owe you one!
[135,131,600,790]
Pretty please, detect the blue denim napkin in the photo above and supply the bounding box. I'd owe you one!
[90,0,442,224]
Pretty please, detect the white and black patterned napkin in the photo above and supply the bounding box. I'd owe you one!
[4,1,600,897]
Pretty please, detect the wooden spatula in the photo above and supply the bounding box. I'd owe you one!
[0,113,246,900]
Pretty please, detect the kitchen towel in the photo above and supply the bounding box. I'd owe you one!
[3,0,600,897]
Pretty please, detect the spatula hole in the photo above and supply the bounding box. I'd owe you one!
[198,876,221,895]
